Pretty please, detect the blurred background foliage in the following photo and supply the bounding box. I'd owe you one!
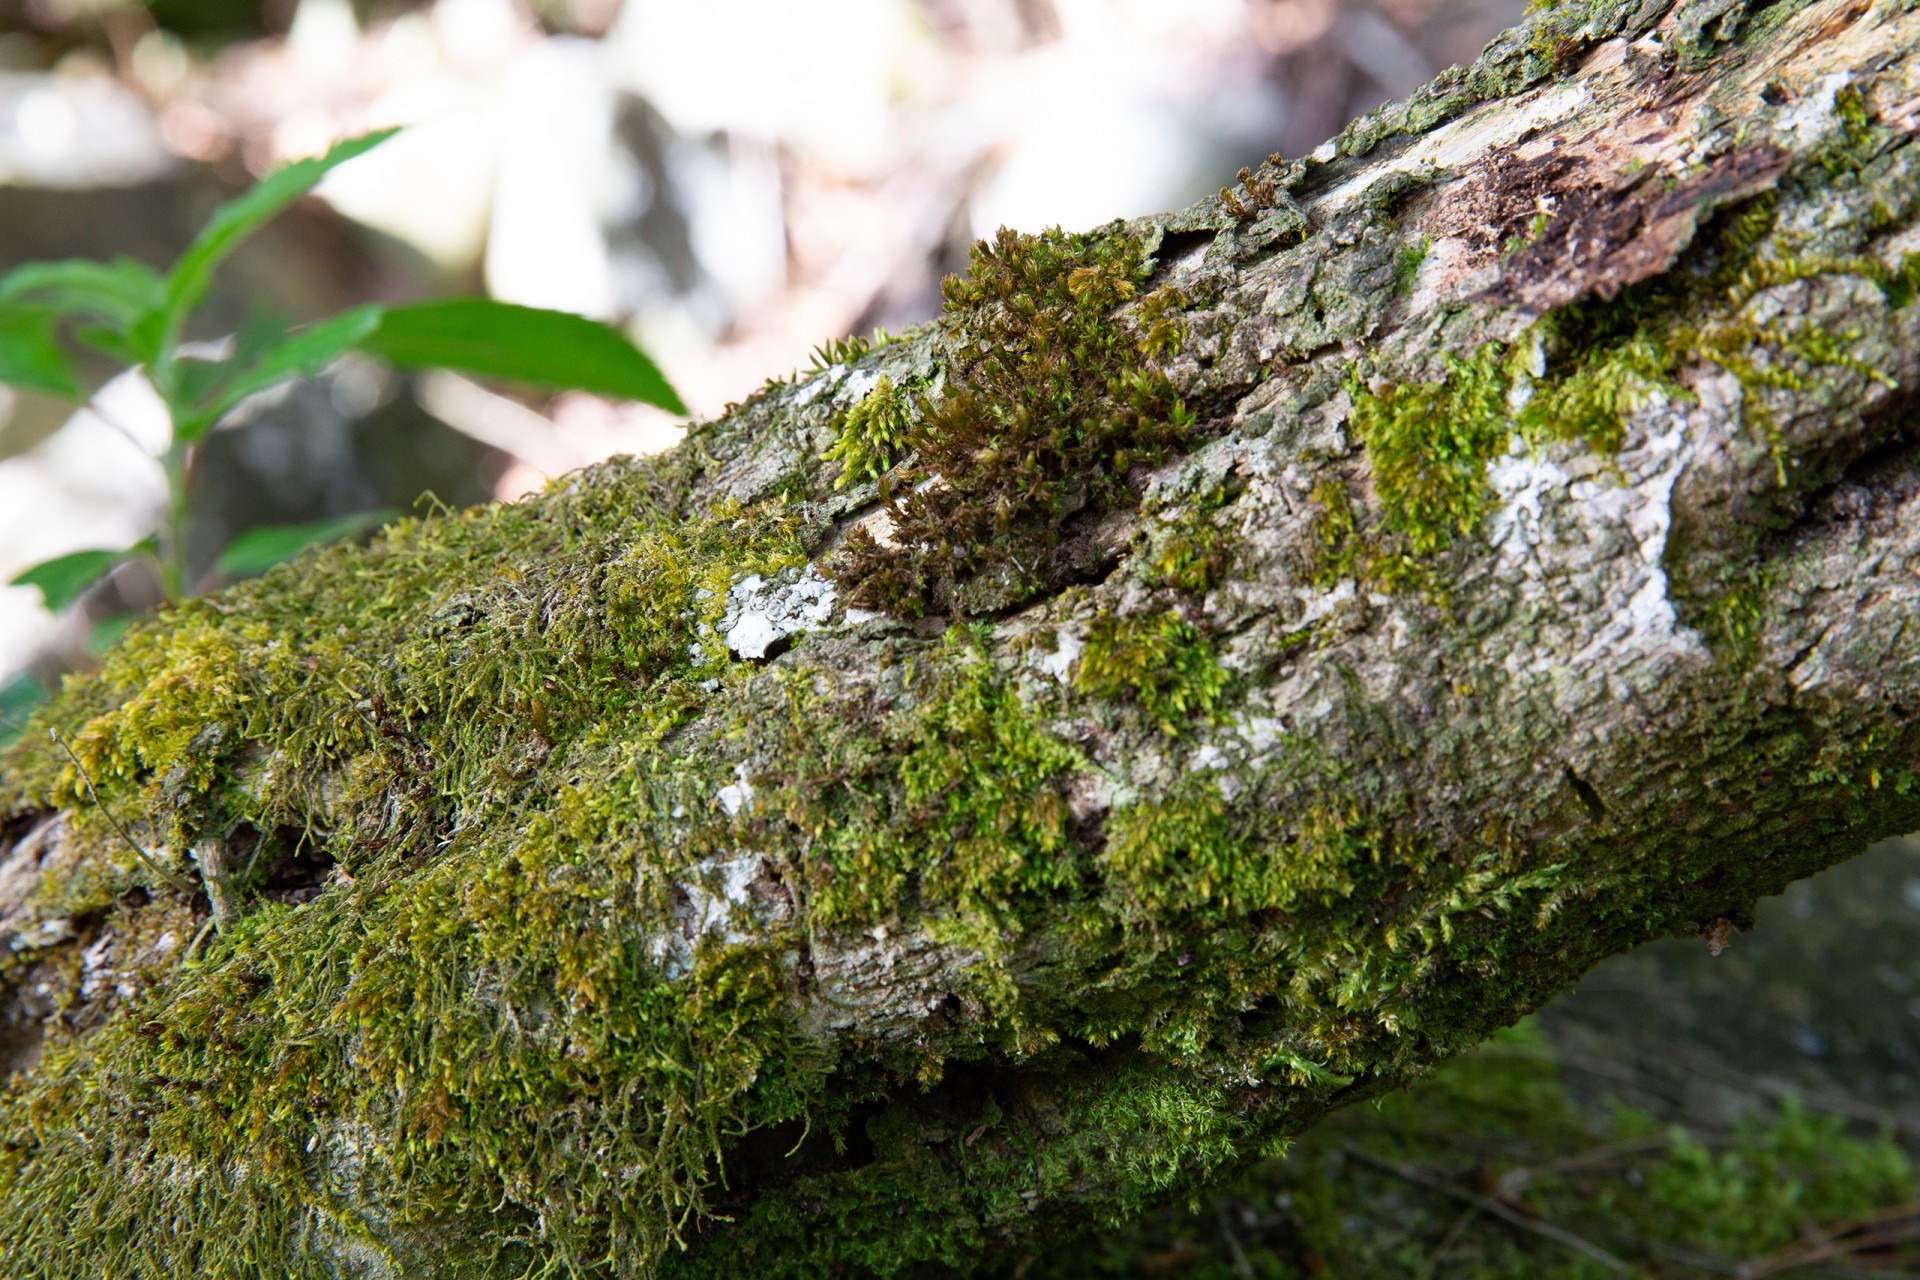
[6,2,1917,1276]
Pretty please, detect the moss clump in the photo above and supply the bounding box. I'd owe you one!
[1016,1023,1919,1279]
[835,224,1193,617]
[1101,787,1364,926]
[663,1059,1258,1280]
[753,629,1083,935]
[824,373,916,491]
[1348,345,1515,558]
[0,459,838,1278]
[1392,237,1430,297]
[1801,85,1891,185]
[1075,611,1231,737]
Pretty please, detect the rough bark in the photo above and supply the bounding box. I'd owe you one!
[4,0,1920,1274]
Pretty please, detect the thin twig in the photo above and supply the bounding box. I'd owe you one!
[1343,1147,1640,1275]
[49,728,197,897]
[1735,1203,1920,1279]
[1417,1203,1484,1280]
[193,834,236,930]
[1216,1203,1255,1280]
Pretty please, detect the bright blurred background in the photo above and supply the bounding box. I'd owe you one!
[0,0,1527,702]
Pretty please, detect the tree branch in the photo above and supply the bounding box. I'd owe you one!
[3,0,1920,1275]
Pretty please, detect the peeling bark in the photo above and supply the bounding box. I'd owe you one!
[5,0,1920,1275]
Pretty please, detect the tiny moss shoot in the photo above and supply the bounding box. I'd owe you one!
[1075,610,1232,737]
[824,374,915,490]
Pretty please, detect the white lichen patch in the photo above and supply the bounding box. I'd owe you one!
[790,365,843,407]
[837,366,882,404]
[649,852,787,980]
[1480,398,1707,698]
[1032,626,1083,683]
[716,766,756,817]
[1485,439,1571,571]
[718,565,838,660]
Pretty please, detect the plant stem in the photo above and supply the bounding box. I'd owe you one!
[160,441,190,601]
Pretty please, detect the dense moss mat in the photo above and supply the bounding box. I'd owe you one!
[835,224,1194,617]
[0,456,840,1275]
[1015,837,1920,1279]
[1017,1023,1918,1280]
[5,2,1920,1274]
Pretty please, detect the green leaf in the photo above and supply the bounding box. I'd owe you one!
[360,299,686,412]
[72,323,146,366]
[9,547,127,611]
[172,305,385,441]
[85,613,138,658]
[0,257,166,340]
[214,508,395,580]
[0,306,81,398]
[163,128,400,328]
[0,670,50,748]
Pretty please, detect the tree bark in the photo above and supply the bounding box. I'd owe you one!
[5,0,1920,1274]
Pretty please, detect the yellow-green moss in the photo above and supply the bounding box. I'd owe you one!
[1340,172,1914,594]
[824,374,916,491]
[1100,787,1366,925]
[755,630,1083,935]
[1135,482,1238,596]
[0,456,835,1277]
[1075,611,1231,737]
[834,223,1194,617]
[1348,345,1514,558]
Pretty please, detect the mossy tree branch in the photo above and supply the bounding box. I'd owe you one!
[4,0,1920,1274]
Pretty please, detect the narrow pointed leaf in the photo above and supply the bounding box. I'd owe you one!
[164,128,400,326]
[214,509,395,580]
[9,547,128,611]
[176,304,385,441]
[0,306,81,399]
[0,670,50,749]
[0,257,166,344]
[359,299,686,413]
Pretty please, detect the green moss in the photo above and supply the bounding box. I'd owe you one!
[1391,237,1430,297]
[754,629,1083,935]
[1699,567,1768,669]
[663,1059,1259,1280]
[833,224,1193,617]
[3,11,1916,1273]
[1100,786,1366,926]
[1017,1023,1918,1279]
[1075,611,1231,737]
[1801,85,1888,184]
[1306,477,1363,588]
[1136,483,1237,595]
[824,373,916,491]
[1340,176,1912,595]
[1349,345,1513,558]
[0,458,841,1277]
